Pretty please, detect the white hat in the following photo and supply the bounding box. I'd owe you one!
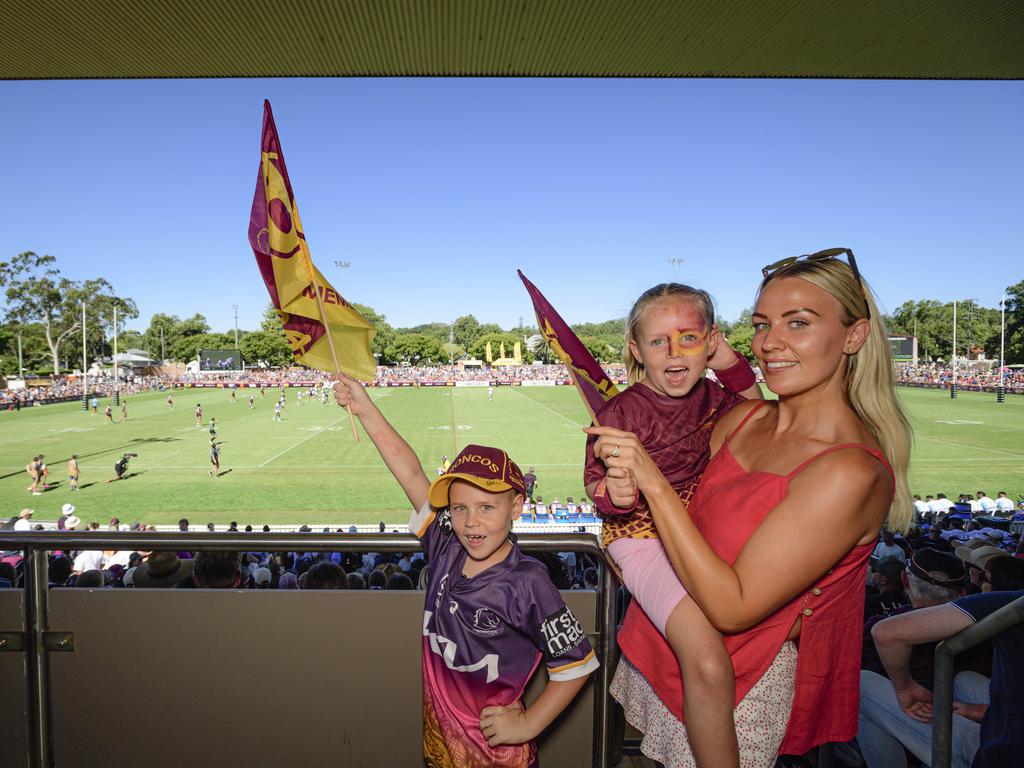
[19,508,34,518]
[62,503,75,516]
[253,567,272,585]
[65,515,81,530]
[123,566,137,587]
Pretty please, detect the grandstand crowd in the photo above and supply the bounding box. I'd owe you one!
[896,364,1024,392]
[5,362,1024,409]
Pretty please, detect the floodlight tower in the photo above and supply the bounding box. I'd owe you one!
[668,258,684,274]
[334,260,351,297]
[232,305,239,348]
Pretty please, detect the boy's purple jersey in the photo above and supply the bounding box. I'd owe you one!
[410,504,598,768]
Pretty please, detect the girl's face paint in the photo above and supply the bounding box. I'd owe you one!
[630,298,714,398]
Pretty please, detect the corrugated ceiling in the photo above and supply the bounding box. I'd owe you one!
[2,0,1023,80]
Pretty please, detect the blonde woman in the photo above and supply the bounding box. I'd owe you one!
[589,249,912,767]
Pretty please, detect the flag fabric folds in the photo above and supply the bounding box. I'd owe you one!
[248,100,377,381]
[518,270,619,422]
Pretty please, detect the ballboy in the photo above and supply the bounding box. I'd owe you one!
[333,374,597,768]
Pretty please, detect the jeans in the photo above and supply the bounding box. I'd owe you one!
[854,669,988,768]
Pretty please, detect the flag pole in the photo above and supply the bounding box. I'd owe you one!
[304,256,361,442]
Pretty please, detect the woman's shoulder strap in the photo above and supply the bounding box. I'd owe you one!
[722,400,771,446]
[786,443,895,494]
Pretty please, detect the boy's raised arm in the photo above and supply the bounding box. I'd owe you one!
[333,374,430,511]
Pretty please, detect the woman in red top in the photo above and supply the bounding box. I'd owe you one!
[589,250,914,766]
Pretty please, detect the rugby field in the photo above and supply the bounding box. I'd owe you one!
[0,385,1020,527]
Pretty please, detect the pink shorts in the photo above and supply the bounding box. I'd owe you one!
[607,537,687,635]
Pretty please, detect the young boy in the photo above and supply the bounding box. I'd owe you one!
[333,374,597,768]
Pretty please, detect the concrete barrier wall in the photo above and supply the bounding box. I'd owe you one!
[1,589,597,767]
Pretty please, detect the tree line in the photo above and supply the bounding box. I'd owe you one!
[2,251,1023,376]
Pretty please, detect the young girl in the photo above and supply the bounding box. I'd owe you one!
[584,283,761,768]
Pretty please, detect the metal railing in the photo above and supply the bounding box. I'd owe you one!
[932,593,1024,768]
[0,530,617,768]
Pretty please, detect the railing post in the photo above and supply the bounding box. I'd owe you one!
[595,557,619,768]
[24,546,51,768]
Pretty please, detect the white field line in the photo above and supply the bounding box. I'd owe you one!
[510,389,587,428]
[259,418,345,468]
[914,435,1023,459]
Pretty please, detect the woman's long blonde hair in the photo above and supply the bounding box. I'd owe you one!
[759,259,914,532]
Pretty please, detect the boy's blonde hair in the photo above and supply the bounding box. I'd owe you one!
[622,283,715,385]
[759,259,913,533]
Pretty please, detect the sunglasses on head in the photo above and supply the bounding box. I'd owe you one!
[761,247,870,320]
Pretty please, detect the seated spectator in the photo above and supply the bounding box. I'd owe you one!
[253,567,272,589]
[956,544,1010,592]
[278,571,298,590]
[873,529,908,563]
[582,567,599,591]
[74,570,104,588]
[983,556,1024,592]
[851,550,987,768]
[302,561,347,589]
[994,492,1014,514]
[975,491,996,513]
[133,551,193,588]
[870,589,1024,768]
[385,572,414,590]
[347,572,366,590]
[367,570,386,590]
[49,555,74,588]
[191,551,242,588]
[865,556,909,619]
[0,562,18,588]
[923,526,955,553]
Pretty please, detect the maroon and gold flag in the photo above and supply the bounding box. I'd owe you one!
[518,270,619,422]
[248,100,376,381]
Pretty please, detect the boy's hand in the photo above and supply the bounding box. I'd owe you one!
[332,373,372,416]
[705,329,739,371]
[480,703,534,747]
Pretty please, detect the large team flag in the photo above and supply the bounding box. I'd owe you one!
[518,270,620,423]
[248,100,377,381]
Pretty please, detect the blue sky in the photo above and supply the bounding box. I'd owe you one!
[2,78,1021,335]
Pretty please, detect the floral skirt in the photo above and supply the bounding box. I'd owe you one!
[610,641,798,768]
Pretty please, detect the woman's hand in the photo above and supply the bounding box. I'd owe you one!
[584,425,665,495]
[332,372,372,417]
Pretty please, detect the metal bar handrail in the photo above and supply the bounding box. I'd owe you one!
[932,593,1024,768]
[0,531,618,768]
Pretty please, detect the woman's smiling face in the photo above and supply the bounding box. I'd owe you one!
[752,276,866,398]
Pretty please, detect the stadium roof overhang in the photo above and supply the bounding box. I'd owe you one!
[3,1,1022,81]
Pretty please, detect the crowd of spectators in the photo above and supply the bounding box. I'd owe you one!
[4,364,630,404]
[832,507,1024,768]
[0,517,600,594]
[896,364,1024,392]
[1,374,175,408]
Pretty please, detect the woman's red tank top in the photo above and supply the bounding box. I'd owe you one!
[616,400,894,754]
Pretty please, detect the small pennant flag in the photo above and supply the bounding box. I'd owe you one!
[518,270,619,422]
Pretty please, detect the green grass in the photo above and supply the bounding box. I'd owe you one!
[1,385,1021,527]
